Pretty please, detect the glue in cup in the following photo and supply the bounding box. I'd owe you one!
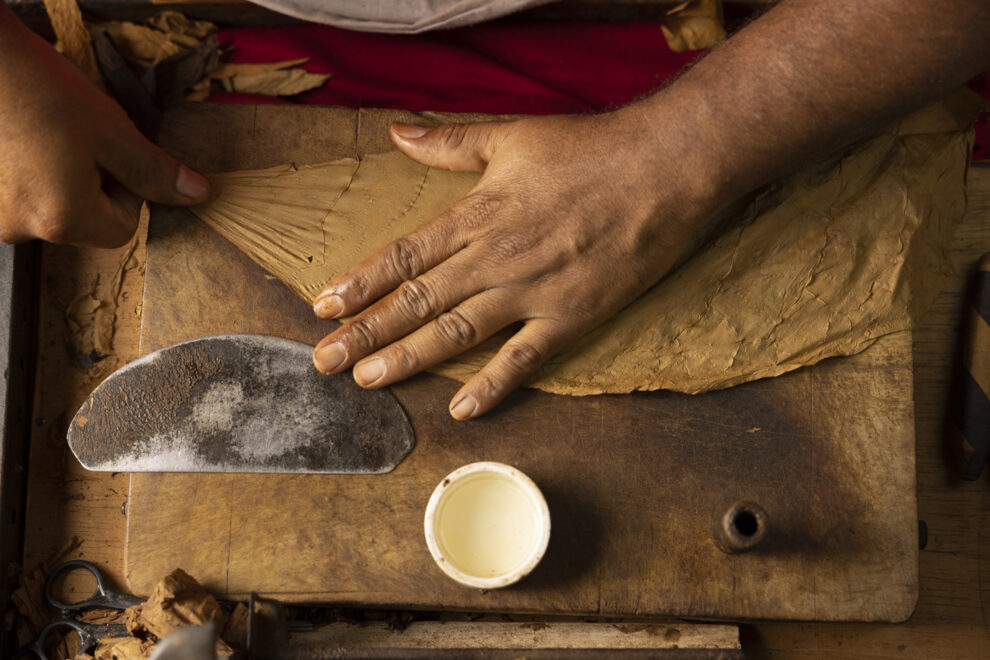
[424,462,551,589]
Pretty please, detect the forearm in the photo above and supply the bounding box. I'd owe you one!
[631,0,990,216]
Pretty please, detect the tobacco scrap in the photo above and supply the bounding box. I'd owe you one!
[41,0,104,88]
[220,602,249,650]
[92,636,149,660]
[190,91,983,397]
[85,16,330,100]
[64,232,140,369]
[11,536,84,653]
[661,0,726,52]
[217,66,332,96]
[47,0,330,103]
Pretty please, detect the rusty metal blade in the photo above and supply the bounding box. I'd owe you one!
[67,334,414,474]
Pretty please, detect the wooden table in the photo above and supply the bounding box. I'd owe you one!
[18,151,990,655]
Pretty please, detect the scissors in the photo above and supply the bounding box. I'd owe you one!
[16,560,144,659]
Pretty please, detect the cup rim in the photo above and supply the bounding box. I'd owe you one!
[423,461,551,589]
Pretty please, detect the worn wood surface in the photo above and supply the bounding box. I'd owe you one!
[115,103,919,621]
[18,106,989,654]
[287,621,740,650]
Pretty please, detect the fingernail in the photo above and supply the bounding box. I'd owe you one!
[392,123,429,140]
[449,395,478,420]
[176,165,209,201]
[354,357,386,387]
[313,294,344,319]
[314,342,347,373]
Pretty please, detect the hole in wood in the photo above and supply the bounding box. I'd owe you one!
[733,510,759,537]
[712,501,768,554]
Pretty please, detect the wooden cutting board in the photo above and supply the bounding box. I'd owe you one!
[127,103,918,621]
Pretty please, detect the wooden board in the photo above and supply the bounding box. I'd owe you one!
[126,102,918,622]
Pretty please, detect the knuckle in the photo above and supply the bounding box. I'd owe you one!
[134,155,172,194]
[434,309,479,347]
[386,342,419,373]
[502,341,545,374]
[470,373,503,401]
[0,225,18,244]
[383,237,425,282]
[395,279,439,321]
[489,233,529,261]
[437,123,473,152]
[35,202,73,243]
[344,318,379,352]
[458,191,505,232]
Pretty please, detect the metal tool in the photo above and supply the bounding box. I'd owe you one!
[15,560,144,659]
[149,624,219,660]
[1,242,38,656]
[67,334,415,474]
[949,253,990,479]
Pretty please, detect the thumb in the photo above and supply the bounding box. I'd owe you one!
[96,127,210,206]
[390,121,512,173]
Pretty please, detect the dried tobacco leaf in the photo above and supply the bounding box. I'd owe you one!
[217,68,332,96]
[42,0,104,88]
[189,92,982,396]
[661,0,726,52]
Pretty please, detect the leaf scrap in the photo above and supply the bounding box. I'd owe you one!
[42,0,104,88]
[218,67,332,96]
[661,0,726,52]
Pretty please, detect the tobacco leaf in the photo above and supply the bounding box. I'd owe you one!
[42,0,104,88]
[124,568,233,657]
[210,57,310,79]
[217,68,332,96]
[661,0,726,52]
[145,11,217,42]
[64,232,140,368]
[184,78,212,102]
[87,11,218,71]
[220,602,249,651]
[93,636,150,660]
[189,90,982,396]
[88,22,186,69]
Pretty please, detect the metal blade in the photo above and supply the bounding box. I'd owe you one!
[67,334,415,474]
[149,624,218,660]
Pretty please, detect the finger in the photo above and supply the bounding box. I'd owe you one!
[390,120,513,173]
[346,290,518,389]
[0,226,33,245]
[72,190,139,248]
[104,181,143,223]
[96,126,209,205]
[313,253,497,377]
[448,321,559,421]
[314,195,491,319]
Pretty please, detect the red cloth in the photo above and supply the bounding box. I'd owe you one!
[211,22,695,114]
[211,22,989,159]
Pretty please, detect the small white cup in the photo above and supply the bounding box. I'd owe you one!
[424,462,551,589]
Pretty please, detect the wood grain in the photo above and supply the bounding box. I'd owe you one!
[122,103,919,622]
[19,119,988,656]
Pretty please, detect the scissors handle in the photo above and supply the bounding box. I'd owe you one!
[15,619,130,659]
[45,560,143,612]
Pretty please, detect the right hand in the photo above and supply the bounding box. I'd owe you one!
[0,9,209,247]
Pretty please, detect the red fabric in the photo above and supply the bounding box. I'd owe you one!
[211,22,989,159]
[211,22,696,114]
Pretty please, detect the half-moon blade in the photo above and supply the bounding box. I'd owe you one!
[67,334,415,474]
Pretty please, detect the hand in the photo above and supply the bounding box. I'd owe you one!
[0,10,208,247]
[312,109,720,419]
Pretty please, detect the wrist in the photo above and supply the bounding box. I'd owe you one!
[610,90,739,239]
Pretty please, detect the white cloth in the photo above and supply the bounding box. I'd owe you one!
[246,0,552,33]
